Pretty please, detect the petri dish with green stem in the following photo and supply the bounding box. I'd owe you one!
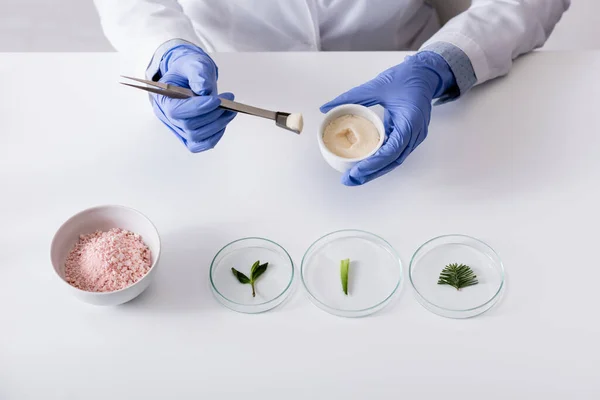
[301,230,402,317]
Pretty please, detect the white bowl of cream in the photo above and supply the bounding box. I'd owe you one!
[318,104,385,173]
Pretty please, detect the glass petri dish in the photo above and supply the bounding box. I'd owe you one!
[210,237,294,313]
[409,234,505,319]
[301,230,402,317]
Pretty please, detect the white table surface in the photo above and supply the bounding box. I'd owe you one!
[1,52,599,399]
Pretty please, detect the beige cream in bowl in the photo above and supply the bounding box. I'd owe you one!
[318,104,385,173]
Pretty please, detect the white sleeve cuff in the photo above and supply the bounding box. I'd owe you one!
[421,31,491,84]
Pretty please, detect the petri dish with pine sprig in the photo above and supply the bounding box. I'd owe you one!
[409,234,505,319]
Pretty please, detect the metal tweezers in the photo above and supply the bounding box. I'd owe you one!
[120,76,300,134]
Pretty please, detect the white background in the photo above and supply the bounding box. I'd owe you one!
[2,0,600,398]
[1,0,599,51]
[1,51,599,399]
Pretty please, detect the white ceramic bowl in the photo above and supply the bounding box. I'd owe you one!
[318,104,386,173]
[50,205,161,306]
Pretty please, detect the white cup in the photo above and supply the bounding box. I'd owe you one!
[318,104,386,173]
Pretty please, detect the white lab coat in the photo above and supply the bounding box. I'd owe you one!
[94,0,569,85]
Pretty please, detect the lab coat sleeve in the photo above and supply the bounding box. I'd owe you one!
[421,0,570,85]
[93,0,205,76]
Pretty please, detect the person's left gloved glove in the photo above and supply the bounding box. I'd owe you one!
[151,44,236,153]
[320,52,457,186]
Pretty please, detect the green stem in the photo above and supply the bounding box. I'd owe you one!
[251,281,256,297]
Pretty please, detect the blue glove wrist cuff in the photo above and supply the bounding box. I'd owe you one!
[147,39,192,80]
[159,43,214,76]
[412,51,458,100]
[419,42,477,104]
[146,39,214,81]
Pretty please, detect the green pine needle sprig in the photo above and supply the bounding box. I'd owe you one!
[437,263,478,291]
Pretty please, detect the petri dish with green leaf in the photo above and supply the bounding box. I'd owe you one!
[210,237,294,313]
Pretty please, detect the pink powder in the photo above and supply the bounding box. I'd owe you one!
[64,228,152,292]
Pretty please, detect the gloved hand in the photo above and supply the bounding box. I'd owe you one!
[320,52,457,186]
[151,44,236,153]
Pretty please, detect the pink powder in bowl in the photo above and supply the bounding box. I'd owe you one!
[64,228,152,292]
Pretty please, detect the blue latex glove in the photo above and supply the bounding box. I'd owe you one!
[320,52,457,186]
[151,44,236,153]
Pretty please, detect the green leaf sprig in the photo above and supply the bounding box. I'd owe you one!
[231,260,269,297]
[438,263,478,291]
[340,258,350,295]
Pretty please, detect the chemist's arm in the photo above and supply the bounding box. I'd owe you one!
[93,0,205,78]
[319,0,569,186]
[420,0,570,98]
[94,0,237,153]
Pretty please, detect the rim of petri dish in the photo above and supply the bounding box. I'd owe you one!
[209,237,295,313]
[301,229,403,317]
[409,234,505,317]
